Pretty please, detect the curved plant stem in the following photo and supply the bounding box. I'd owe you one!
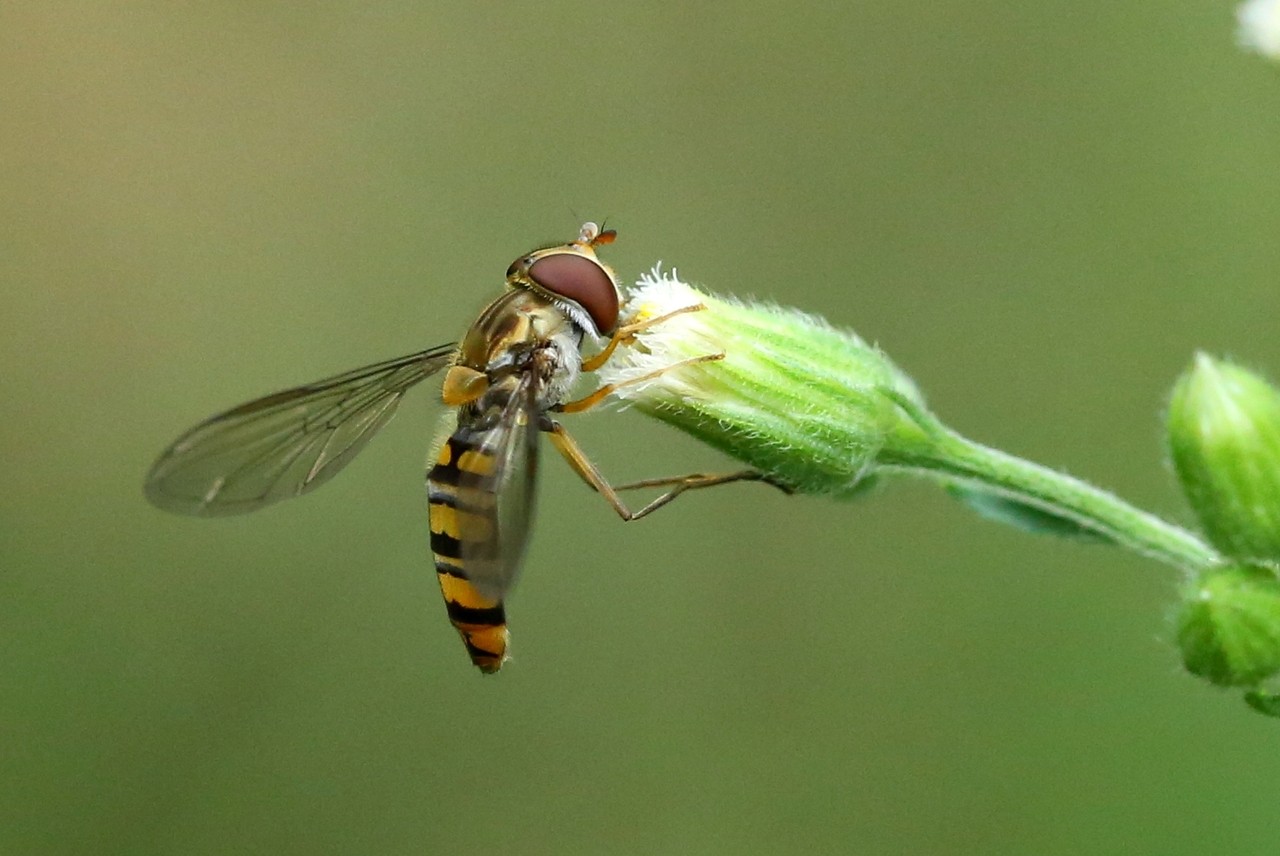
[602,272,1220,575]
[883,423,1220,574]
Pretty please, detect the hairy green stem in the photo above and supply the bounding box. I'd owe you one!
[884,425,1220,573]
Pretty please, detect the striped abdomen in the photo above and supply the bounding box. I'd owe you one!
[427,430,508,673]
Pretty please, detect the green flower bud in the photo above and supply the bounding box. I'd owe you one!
[1168,353,1280,562]
[1176,564,1280,687]
[598,268,934,496]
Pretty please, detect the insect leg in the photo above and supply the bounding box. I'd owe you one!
[555,353,725,415]
[617,471,793,517]
[616,471,794,494]
[544,421,784,521]
[580,303,707,372]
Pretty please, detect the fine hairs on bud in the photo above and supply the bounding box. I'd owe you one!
[599,266,931,498]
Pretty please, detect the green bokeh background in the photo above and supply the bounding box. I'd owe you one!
[5,3,1280,854]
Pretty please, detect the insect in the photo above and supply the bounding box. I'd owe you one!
[145,223,771,672]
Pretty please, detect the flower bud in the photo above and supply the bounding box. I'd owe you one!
[598,268,934,496]
[1167,353,1280,562]
[1176,564,1280,687]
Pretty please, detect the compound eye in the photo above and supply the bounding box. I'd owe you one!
[527,252,619,334]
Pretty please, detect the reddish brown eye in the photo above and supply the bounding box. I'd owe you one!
[528,252,619,334]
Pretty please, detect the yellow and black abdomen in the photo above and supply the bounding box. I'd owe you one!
[427,430,508,673]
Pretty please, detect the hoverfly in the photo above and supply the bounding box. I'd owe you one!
[146,223,770,672]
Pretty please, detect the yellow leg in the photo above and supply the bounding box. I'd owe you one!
[614,471,794,494]
[545,422,785,521]
[556,353,724,415]
[612,471,794,516]
[580,303,706,372]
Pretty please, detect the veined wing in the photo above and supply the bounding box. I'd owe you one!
[451,376,541,603]
[145,344,456,516]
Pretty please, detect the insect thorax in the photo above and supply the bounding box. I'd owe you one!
[457,289,586,418]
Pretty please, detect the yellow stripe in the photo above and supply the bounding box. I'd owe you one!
[430,503,457,537]
[438,573,499,612]
[429,503,494,540]
[457,449,497,476]
[463,626,510,665]
[435,441,452,467]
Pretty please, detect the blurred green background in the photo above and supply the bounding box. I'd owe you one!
[4,2,1280,854]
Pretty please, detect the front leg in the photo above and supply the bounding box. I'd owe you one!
[579,302,707,373]
[555,352,725,415]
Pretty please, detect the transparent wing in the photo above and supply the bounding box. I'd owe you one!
[455,377,541,603]
[145,344,456,516]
